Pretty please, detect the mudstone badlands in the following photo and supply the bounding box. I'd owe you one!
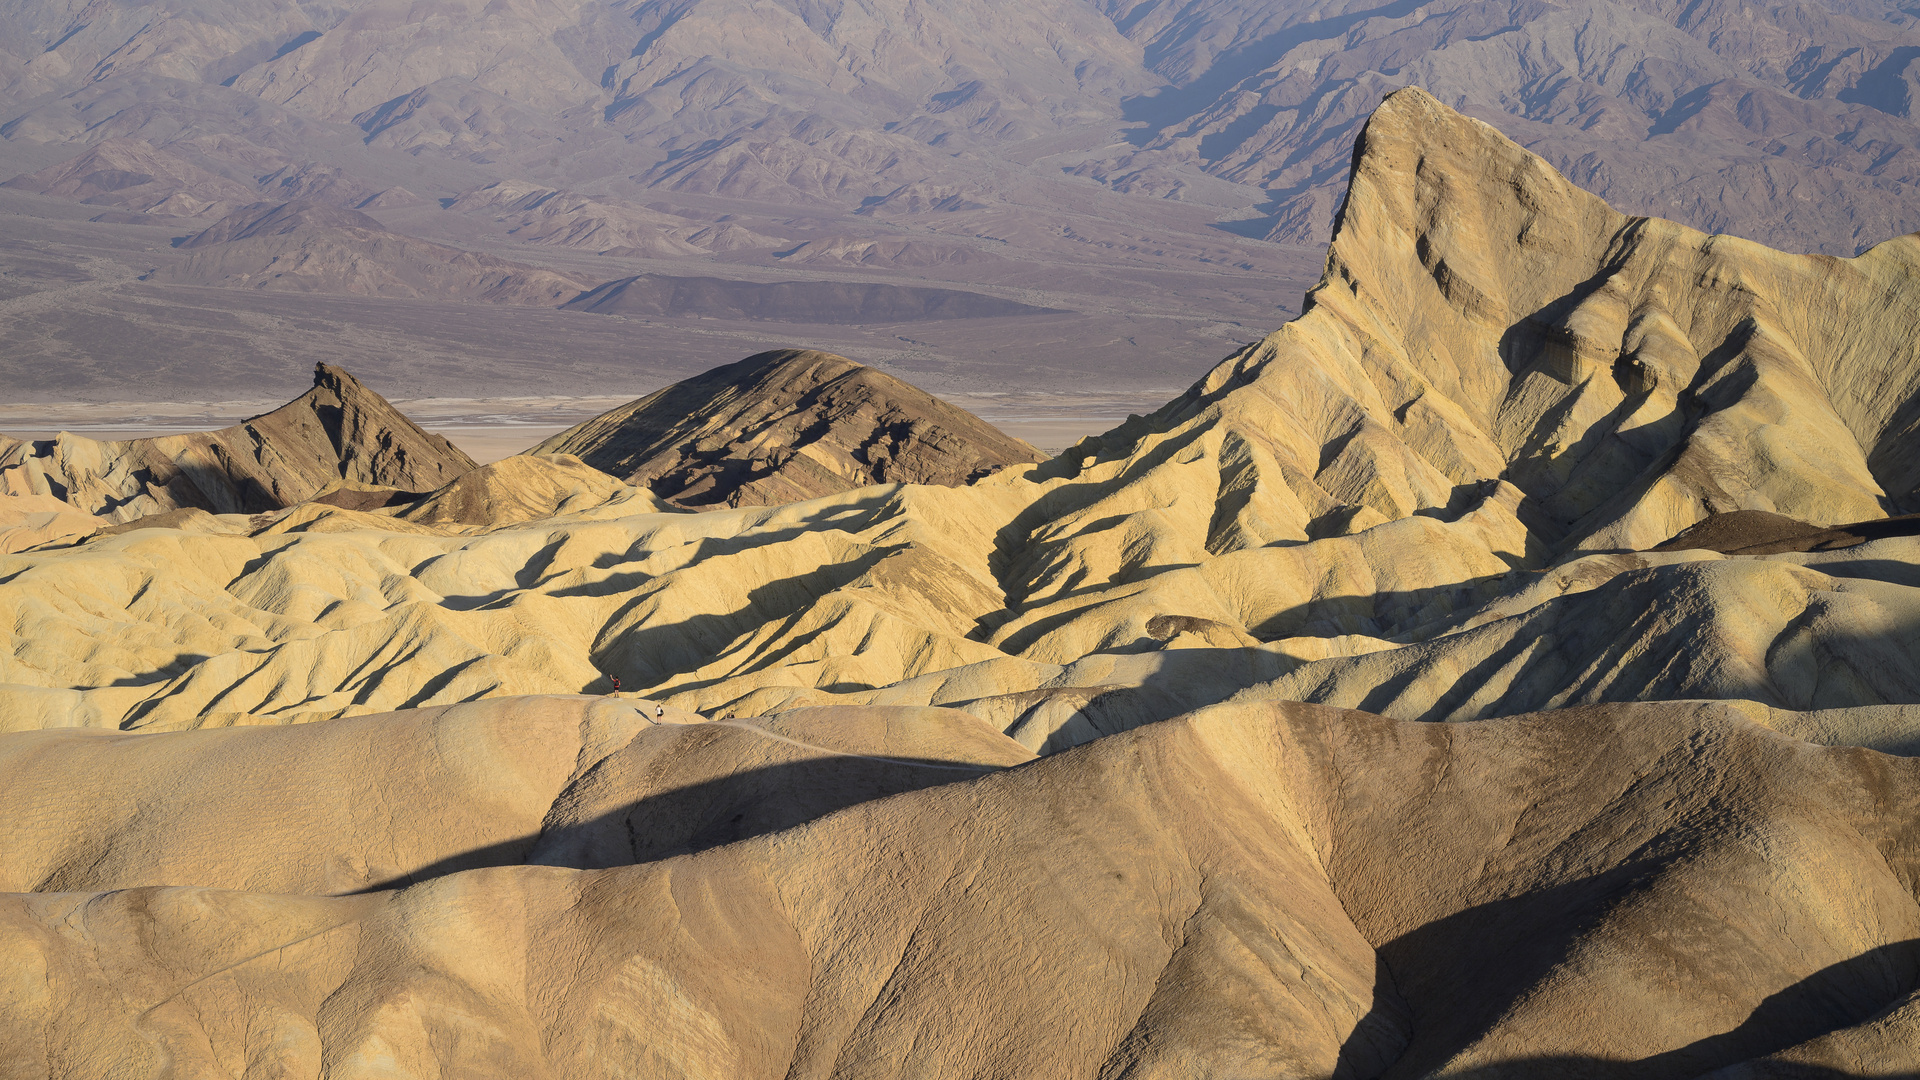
[9,86,1920,1076]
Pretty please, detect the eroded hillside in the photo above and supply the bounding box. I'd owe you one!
[5,89,1914,729]
[5,90,1920,1073]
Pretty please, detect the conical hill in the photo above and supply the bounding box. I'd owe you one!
[530,348,1045,507]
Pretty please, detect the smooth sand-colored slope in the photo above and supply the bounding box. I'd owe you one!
[5,698,1920,1075]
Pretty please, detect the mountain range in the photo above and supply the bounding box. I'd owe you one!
[8,0,1920,403]
[6,0,1919,258]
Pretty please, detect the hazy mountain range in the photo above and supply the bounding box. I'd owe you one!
[4,0,1917,252]
[3,0,1920,402]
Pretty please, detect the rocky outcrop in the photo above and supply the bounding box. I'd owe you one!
[532,349,1046,507]
[1067,85,1920,562]
[0,363,476,522]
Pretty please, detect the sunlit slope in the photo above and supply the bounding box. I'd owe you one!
[6,90,1920,738]
[0,696,1023,895]
[7,699,1920,1075]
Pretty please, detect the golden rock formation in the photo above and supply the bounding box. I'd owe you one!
[8,89,1920,1072]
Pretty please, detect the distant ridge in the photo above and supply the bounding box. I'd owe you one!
[532,349,1045,507]
[563,274,1064,323]
[1,138,257,219]
[149,201,593,304]
[0,364,477,523]
[176,200,390,248]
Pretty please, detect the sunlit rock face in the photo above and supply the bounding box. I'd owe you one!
[6,90,1920,1074]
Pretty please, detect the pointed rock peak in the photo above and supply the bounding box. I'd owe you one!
[533,348,1044,508]
[0,365,475,524]
[1124,85,1920,564]
[261,363,477,493]
[1320,86,1629,334]
[312,360,369,397]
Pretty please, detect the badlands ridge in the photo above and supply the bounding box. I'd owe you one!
[5,90,1920,1073]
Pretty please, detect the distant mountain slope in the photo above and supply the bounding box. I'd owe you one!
[562,274,1061,323]
[532,348,1046,507]
[1092,0,1920,253]
[175,198,388,247]
[8,0,1920,260]
[0,363,476,521]
[149,199,593,302]
[444,181,711,257]
[0,137,259,218]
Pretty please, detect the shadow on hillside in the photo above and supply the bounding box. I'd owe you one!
[576,544,896,693]
[339,746,1920,1076]
[1367,1058,1905,1078]
[1338,871,1920,1078]
[348,749,1012,893]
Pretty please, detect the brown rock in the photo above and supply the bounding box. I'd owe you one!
[532,348,1045,507]
[0,364,477,522]
[1653,507,1920,556]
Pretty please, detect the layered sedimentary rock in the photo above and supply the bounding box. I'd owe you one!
[533,348,1047,507]
[0,363,475,522]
